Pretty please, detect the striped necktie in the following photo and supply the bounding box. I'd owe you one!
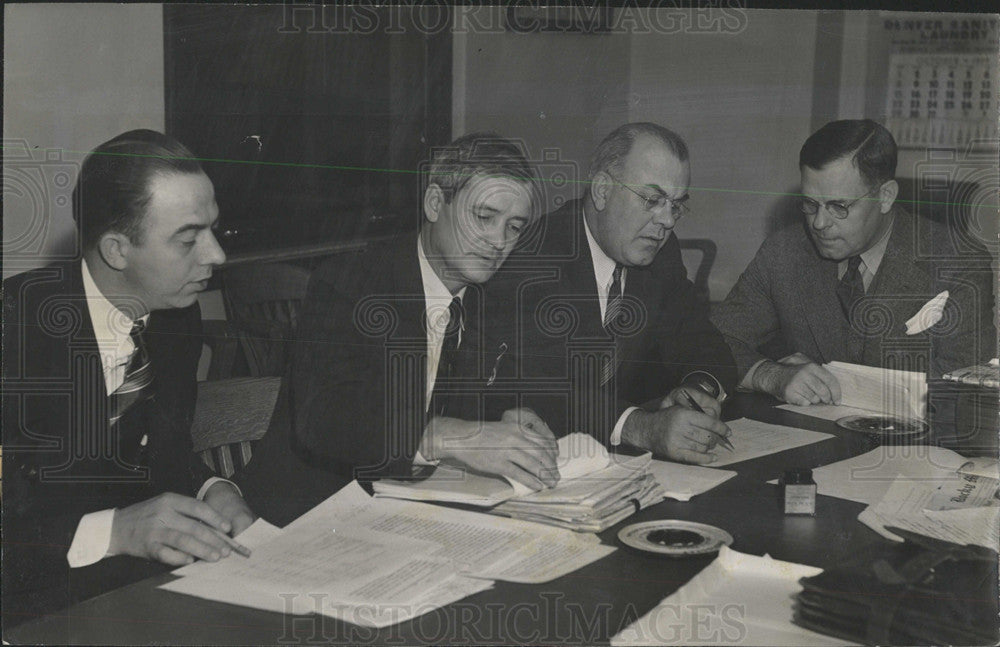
[603,263,624,332]
[601,264,624,385]
[109,320,154,425]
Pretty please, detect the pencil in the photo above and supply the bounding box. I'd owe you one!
[680,391,735,452]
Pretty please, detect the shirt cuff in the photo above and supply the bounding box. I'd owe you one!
[67,509,115,568]
[739,360,768,392]
[198,477,243,501]
[412,449,440,467]
[610,407,640,446]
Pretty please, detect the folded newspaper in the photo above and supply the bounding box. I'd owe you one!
[374,433,663,532]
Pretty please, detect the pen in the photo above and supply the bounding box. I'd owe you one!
[210,527,252,558]
[680,391,735,452]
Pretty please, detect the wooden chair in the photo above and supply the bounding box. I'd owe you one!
[678,238,717,305]
[192,376,282,478]
[220,261,312,377]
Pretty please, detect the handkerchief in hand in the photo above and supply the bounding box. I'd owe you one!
[905,290,948,335]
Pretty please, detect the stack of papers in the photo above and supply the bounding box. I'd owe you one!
[162,482,615,627]
[374,433,664,532]
[778,361,927,421]
[610,547,842,646]
[492,454,663,532]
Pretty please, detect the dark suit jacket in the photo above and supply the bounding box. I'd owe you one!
[287,234,494,482]
[2,261,210,624]
[711,208,997,379]
[486,199,738,444]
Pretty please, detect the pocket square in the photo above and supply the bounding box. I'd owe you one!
[905,290,948,335]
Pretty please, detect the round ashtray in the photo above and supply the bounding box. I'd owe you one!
[836,415,929,443]
[617,520,733,557]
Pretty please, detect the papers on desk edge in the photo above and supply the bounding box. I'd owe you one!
[858,473,999,550]
[790,444,1000,506]
[610,547,842,646]
[160,481,616,627]
[778,361,927,421]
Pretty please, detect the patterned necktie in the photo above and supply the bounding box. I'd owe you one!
[601,264,624,386]
[109,320,154,425]
[836,256,865,320]
[603,263,624,332]
[433,296,464,417]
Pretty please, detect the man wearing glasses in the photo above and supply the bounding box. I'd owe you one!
[712,119,995,406]
[489,122,737,465]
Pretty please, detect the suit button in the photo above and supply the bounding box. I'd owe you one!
[140,434,148,446]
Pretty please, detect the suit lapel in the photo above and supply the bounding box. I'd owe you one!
[796,231,853,363]
[861,211,930,365]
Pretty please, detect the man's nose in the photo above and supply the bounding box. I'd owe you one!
[651,208,676,230]
[811,210,834,231]
[202,231,227,266]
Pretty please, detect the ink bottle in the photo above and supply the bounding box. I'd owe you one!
[783,469,816,515]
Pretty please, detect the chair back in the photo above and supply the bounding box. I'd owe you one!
[221,262,312,376]
[678,238,717,304]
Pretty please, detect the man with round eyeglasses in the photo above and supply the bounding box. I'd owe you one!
[712,119,995,407]
[488,122,737,466]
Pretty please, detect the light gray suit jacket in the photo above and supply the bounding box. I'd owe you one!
[711,208,996,380]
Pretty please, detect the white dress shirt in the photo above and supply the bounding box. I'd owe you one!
[68,259,238,568]
[583,218,637,446]
[414,237,467,465]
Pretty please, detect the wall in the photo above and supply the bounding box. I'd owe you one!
[627,9,820,299]
[453,6,632,213]
[454,7,823,300]
[3,3,165,278]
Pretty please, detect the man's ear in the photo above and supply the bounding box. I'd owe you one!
[97,231,131,271]
[590,171,612,211]
[423,183,446,224]
[877,179,899,214]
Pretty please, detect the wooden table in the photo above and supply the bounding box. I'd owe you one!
[4,394,991,644]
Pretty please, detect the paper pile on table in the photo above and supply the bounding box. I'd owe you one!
[160,481,615,627]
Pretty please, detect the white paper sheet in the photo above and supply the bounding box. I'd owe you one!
[285,481,613,584]
[708,418,832,467]
[803,445,976,505]
[647,460,736,501]
[776,403,878,422]
[610,547,844,646]
[372,432,611,505]
[858,475,1000,550]
[824,361,927,420]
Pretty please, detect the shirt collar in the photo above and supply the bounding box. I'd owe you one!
[858,213,894,278]
[417,237,466,324]
[583,214,624,297]
[81,258,148,361]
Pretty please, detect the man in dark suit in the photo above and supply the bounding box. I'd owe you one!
[284,133,558,495]
[711,119,996,405]
[2,130,256,625]
[490,123,738,465]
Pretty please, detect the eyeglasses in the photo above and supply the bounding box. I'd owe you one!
[800,186,880,220]
[606,173,690,219]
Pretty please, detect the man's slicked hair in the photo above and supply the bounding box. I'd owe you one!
[589,122,689,180]
[425,132,541,211]
[799,119,898,187]
[73,129,205,250]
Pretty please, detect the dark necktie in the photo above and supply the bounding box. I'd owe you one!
[603,263,624,332]
[601,264,624,386]
[836,256,865,320]
[433,296,464,417]
[109,320,154,425]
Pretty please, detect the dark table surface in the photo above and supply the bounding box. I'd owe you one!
[3,393,987,645]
